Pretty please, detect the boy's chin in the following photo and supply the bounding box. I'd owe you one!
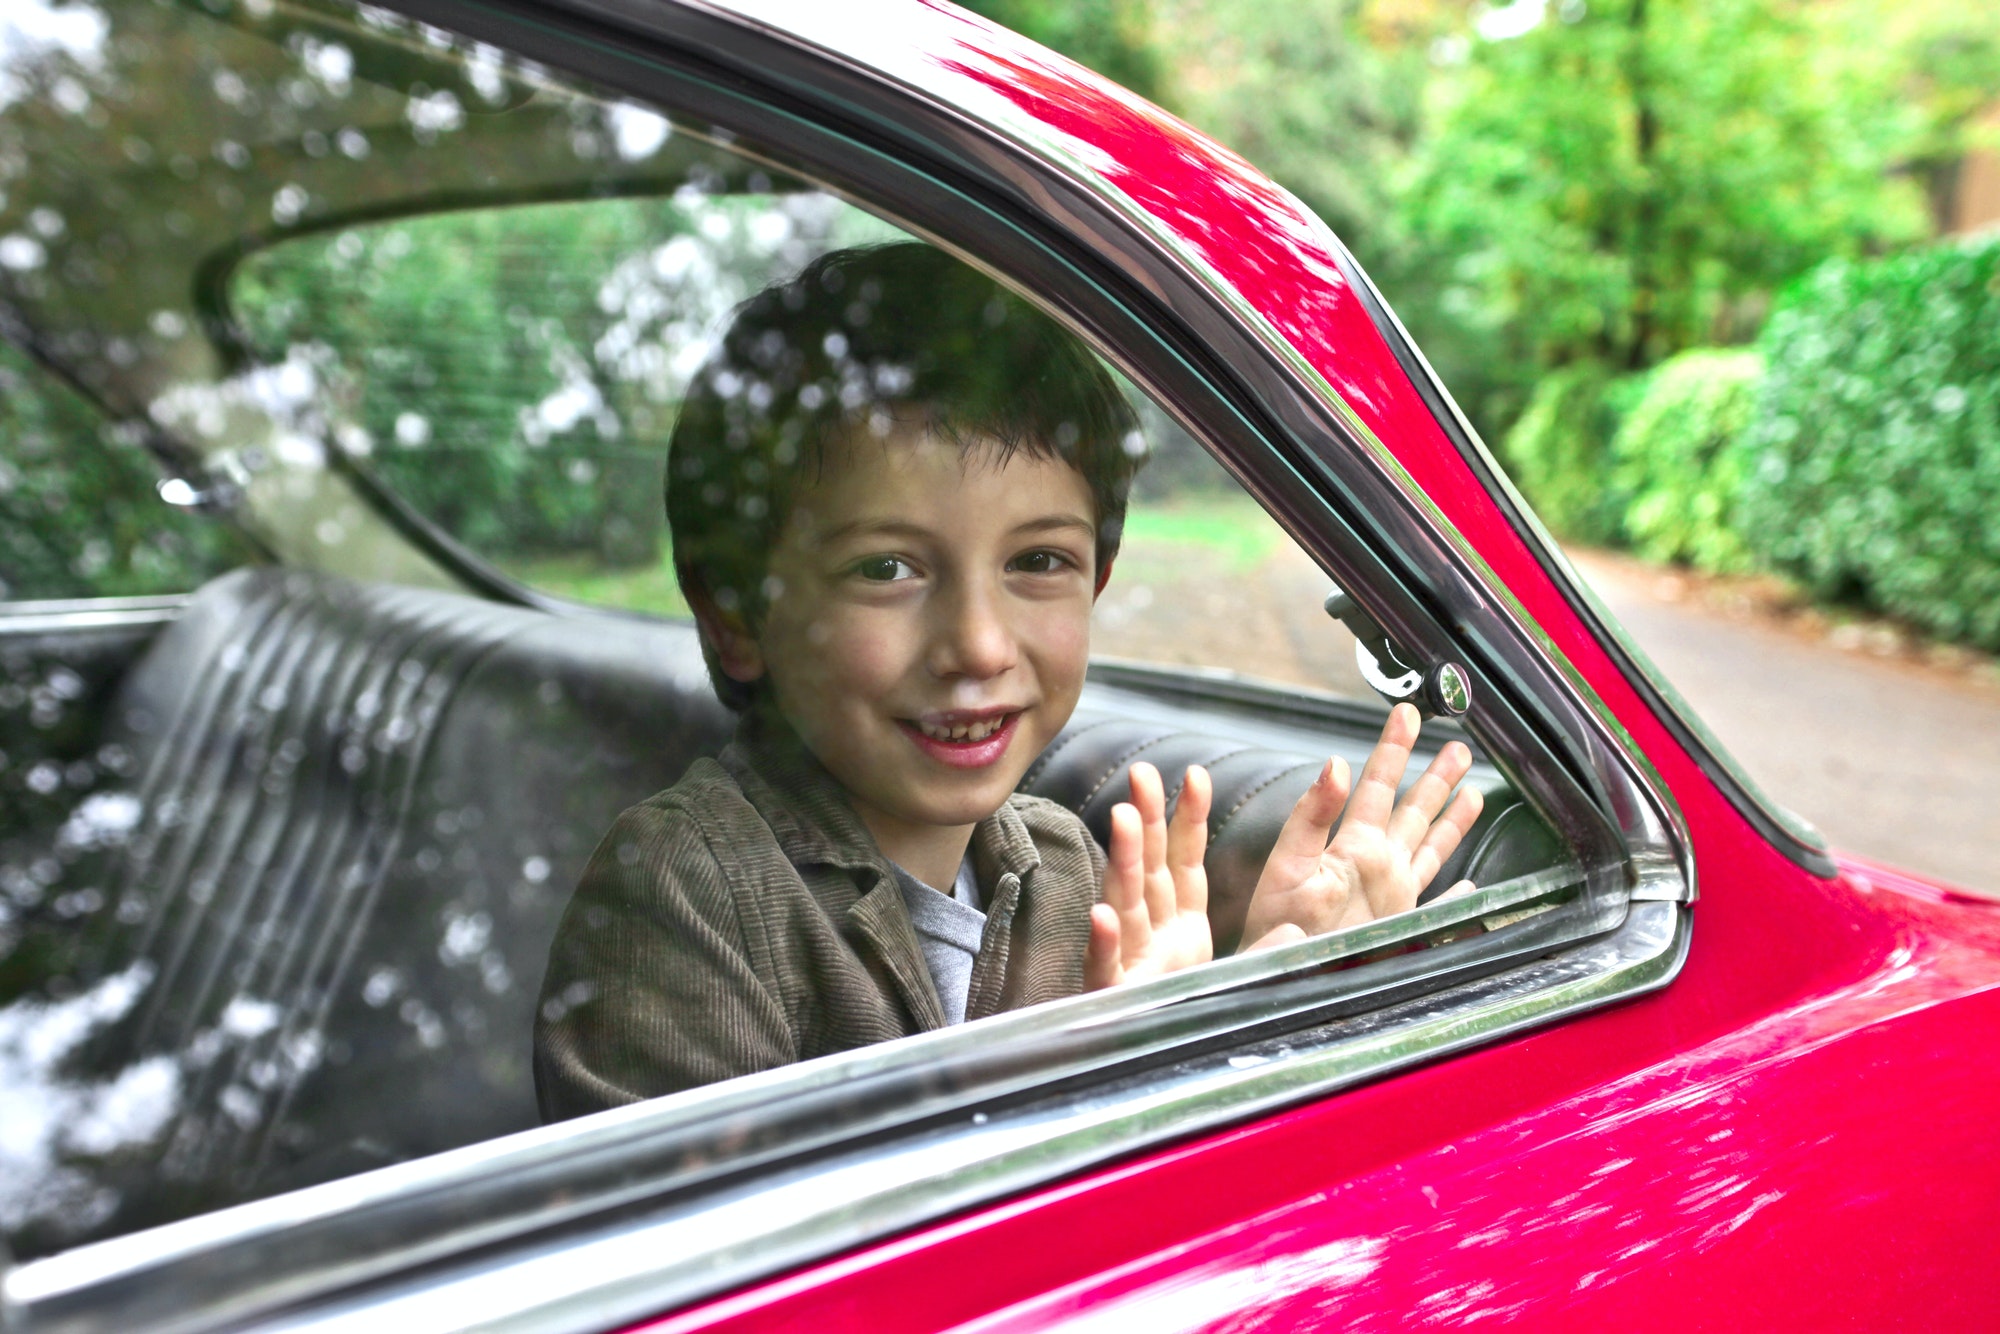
[875,776,1018,831]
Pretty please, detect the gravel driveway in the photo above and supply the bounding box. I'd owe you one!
[1572,551,2000,897]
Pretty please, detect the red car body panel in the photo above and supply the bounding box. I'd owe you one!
[621,5,2000,1328]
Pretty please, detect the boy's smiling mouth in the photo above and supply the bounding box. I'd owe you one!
[898,709,1024,769]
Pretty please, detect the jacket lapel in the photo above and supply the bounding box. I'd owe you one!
[964,801,1043,1021]
[846,872,948,1033]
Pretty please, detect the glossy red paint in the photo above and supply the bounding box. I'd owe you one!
[628,5,2000,1328]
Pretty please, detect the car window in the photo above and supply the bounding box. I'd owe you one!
[1098,400,1369,697]
[229,196,904,616]
[226,204,1368,695]
[0,0,1599,1289]
[0,344,253,602]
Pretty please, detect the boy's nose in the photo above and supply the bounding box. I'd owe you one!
[929,582,1017,681]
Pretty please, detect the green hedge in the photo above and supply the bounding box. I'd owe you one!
[1497,361,1643,544]
[1611,348,1764,573]
[1737,239,2000,649]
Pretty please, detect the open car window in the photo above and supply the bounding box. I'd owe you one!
[0,0,1687,1325]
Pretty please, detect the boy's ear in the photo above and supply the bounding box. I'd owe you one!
[1093,556,1116,599]
[688,586,767,684]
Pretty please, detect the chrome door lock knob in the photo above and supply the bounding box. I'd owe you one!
[1325,587,1473,719]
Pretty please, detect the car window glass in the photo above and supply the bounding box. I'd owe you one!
[0,345,254,601]
[1100,398,1367,697]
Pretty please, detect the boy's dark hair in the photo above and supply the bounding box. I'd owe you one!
[667,241,1145,709]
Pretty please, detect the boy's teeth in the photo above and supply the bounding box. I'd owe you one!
[921,715,1006,742]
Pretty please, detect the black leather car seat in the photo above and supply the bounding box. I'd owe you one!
[19,567,1541,1245]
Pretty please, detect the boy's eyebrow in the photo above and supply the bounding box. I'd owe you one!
[1010,515,1097,539]
[816,513,1096,545]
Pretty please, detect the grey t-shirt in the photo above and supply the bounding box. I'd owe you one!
[890,857,987,1025]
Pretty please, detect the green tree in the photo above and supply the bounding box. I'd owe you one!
[1845,0,2000,231]
[0,345,255,601]
[1396,0,1924,419]
[1379,0,1927,534]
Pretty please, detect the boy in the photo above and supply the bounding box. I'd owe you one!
[534,243,1481,1119]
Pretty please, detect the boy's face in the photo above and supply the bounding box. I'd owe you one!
[714,422,1098,848]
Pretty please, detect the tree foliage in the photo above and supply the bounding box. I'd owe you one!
[1737,238,2000,648]
[1391,0,1927,439]
[0,346,254,601]
[1495,361,1642,543]
[1610,348,1763,572]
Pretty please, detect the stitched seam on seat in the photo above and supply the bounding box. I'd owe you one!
[1161,745,1255,806]
[1077,730,1180,809]
[1212,761,1323,841]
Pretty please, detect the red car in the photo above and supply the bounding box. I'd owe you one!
[3,0,1997,1330]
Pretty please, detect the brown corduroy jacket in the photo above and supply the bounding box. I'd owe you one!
[533,714,1104,1121]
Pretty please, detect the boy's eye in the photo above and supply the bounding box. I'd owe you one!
[853,556,917,582]
[1009,549,1074,575]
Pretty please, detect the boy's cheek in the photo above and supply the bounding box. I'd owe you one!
[789,613,910,695]
[1028,602,1094,677]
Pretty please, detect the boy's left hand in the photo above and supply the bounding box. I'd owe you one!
[1238,703,1484,947]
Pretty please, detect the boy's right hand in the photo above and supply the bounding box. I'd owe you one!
[1084,761,1216,989]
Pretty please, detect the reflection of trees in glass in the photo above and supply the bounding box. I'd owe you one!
[232,193,898,574]
[0,344,253,600]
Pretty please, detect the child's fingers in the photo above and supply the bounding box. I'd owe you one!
[1264,756,1349,871]
[1084,903,1122,990]
[1410,787,1485,888]
[1435,878,1478,902]
[1167,765,1211,914]
[1106,801,1153,958]
[1387,740,1475,852]
[1342,703,1422,835]
[1127,763,1177,927]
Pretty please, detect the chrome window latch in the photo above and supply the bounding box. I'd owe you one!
[1325,588,1472,719]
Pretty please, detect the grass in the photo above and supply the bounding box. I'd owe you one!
[1119,492,1287,573]
[498,550,690,619]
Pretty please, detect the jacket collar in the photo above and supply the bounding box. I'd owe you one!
[717,707,1046,1032]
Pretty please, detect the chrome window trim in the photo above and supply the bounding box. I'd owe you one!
[4,1,1700,1328]
[0,596,188,635]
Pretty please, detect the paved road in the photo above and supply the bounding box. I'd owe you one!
[1572,552,2000,897]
